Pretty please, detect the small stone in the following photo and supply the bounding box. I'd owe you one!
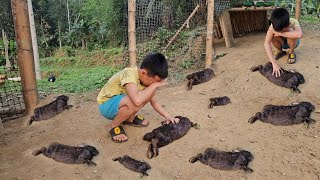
[219,139,225,142]
[208,115,212,118]
[314,135,318,138]
[288,161,295,164]
[316,66,319,68]
[93,170,98,174]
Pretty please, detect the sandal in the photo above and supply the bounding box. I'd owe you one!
[122,115,149,127]
[274,50,287,60]
[109,126,128,143]
[287,53,296,64]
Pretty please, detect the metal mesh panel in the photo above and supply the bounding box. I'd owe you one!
[0,66,25,120]
[0,4,26,121]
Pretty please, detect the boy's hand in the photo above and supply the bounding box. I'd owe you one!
[272,62,283,77]
[163,116,180,124]
[154,78,168,88]
[268,27,282,37]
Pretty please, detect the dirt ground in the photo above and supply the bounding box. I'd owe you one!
[1,31,320,180]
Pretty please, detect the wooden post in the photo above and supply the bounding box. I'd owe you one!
[295,0,301,21]
[11,0,38,115]
[220,10,233,48]
[27,0,41,80]
[205,0,214,68]
[128,0,137,67]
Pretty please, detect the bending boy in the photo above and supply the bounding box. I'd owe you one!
[97,53,179,143]
[264,8,302,77]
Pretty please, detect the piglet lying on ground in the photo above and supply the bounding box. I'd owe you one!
[186,68,215,90]
[250,62,305,93]
[208,96,231,108]
[28,95,73,126]
[248,102,316,126]
[143,116,199,159]
[113,155,151,177]
[32,143,99,165]
[189,148,254,173]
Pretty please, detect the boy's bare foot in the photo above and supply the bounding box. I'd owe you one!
[109,125,128,143]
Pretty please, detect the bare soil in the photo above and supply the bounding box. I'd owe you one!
[1,31,320,180]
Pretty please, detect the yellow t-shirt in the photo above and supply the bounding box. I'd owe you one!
[97,67,145,104]
[289,18,300,28]
[271,18,300,29]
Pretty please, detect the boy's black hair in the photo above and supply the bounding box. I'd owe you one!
[270,8,290,32]
[140,52,168,79]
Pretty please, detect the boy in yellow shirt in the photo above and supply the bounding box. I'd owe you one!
[264,8,302,77]
[97,53,179,143]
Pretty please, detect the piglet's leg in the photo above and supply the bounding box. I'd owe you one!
[292,86,301,93]
[248,112,262,124]
[242,166,254,173]
[306,117,316,124]
[147,144,154,159]
[32,147,47,156]
[151,138,159,158]
[65,105,73,110]
[189,153,202,163]
[85,160,97,166]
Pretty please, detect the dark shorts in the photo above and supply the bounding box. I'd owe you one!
[282,38,300,49]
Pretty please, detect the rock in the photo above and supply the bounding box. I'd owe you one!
[93,170,98,174]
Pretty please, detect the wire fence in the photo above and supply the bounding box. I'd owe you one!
[123,0,231,71]
[0,10,25,121]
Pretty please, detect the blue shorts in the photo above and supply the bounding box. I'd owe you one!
[282,38,300,49]
[99,94,125,120]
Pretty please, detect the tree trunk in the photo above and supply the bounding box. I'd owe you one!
[27,0,41,80]
[58,20,62,48]
[2,30,11,69]
[67,0,71,33]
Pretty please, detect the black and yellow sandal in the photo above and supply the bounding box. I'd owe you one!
[109,126,128,143]
[287,53,296,64]
[274,50,287,60]
[123,115,149,127]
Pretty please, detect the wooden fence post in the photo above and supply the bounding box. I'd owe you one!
[205,0,214,68]
[11,0,38,114]
[219,10,233,48]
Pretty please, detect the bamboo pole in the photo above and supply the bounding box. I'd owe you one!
[164,5,200,50]
[205,0,214,68]
[128,0,136,67]
[295,0,301,21]
[11,0,38,115]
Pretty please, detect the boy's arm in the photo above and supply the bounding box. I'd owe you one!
[125,82,164,107]
[264,27,283,77]
[150,96,179,124]
[273,26,302,39]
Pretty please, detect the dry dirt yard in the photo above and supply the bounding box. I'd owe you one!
[0,31,320,180]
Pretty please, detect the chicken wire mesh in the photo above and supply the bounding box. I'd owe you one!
[123,0,232,67]
[0,7,25,121]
